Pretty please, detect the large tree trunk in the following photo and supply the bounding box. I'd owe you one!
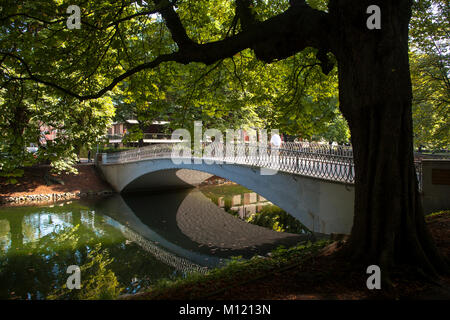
[329,1,448,280]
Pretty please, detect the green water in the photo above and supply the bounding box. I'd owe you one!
[0,184,309,300]
[0,201,179,299]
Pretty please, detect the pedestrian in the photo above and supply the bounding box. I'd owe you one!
[270,132,282,157]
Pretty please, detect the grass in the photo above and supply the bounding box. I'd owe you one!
[122,240,331,300]
[426,210,450,220]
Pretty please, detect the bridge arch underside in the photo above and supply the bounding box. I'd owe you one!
[99,159,355,234]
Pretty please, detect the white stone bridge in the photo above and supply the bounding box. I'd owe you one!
[97,142,358,234]
[98,143,448,234]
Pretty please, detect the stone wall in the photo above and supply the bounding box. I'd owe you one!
[421,159,450,214]
[0,190,114,205]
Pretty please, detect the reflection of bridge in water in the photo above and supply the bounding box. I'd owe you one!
[94,189,316,267]
[102,215,209,275]
[0,203,209,276]
[1,189,311,274]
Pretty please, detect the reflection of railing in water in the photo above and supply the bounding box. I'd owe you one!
[104,216,208,275]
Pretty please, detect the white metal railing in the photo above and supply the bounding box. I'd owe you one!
[100,142,433,188]
[101,142,355,183]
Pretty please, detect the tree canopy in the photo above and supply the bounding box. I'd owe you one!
[1,0,348,180]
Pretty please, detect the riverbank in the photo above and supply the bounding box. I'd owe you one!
[0,164,114,206]
[124,210,450,300]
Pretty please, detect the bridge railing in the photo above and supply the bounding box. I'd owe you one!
[103,142,356,183]
[104,144,173,163]
[101,142,448,190]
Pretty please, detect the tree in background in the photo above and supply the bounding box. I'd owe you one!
[0,82,40,183]
[0,80,114,180]
[318,114,351,144]
[0,1,115,179]
[409,0,449,150]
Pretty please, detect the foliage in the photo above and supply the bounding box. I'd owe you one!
[48,243,123,300]
[0,82,115,178]
[0,82,41,182]
[410,53,449,150]
[121,124,144,145]
[7,224,125,300]
[0,0,349,175]
[425,209,450,219]
[0,0,117,178]
[246,205,310,234]
[316,113,351,144]
[0,1,446,152]
[409,1,449,149]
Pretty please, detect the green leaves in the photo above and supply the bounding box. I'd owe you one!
[4,0,446,178]
[246,205,310,234]
[409,1,449,150]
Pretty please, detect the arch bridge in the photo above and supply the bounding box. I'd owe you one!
[97,142,359,234]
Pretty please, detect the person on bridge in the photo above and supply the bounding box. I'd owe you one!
[270,133,282,157]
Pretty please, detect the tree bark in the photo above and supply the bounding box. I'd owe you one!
[329,0,448,279]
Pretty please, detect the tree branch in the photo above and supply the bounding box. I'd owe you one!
[3,1,331,101]
[153,0,195,49]
[235,0,258,30]
[0,2,174,30]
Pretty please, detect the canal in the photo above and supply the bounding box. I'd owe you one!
[0,183,312,299]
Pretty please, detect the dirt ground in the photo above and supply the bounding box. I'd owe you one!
[0,164,112,197]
